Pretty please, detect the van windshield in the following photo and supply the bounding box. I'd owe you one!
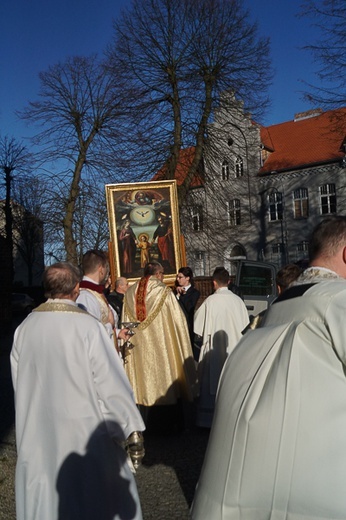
[238,264,275,297]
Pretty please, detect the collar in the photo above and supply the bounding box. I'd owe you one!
[80,277,105,294]
[46,298,78,306]
[293,266,341,286]
[215,287,229,294]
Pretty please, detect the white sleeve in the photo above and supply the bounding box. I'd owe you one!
[77,291,102,321]
[77,291,114,338]
[194,300,207,337]
[89,323,145,440]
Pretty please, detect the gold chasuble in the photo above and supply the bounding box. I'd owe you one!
[123,276,197,406]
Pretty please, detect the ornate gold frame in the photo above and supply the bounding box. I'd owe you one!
[105,180,183,285]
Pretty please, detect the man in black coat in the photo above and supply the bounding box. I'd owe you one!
[106,277,129,325]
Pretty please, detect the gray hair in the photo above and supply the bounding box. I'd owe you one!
[43,262,82,299]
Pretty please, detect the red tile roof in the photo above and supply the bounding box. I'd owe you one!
[152,146,204,188]
[260,108,346,174]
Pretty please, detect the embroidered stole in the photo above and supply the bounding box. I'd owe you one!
[136,276,150,322]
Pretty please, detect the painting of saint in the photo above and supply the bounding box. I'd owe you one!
[152,215,175,272]
[118,219,137,275]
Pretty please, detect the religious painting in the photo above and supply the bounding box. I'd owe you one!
[106,180,183,285]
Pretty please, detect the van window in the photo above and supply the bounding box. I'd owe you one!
[238,264,275,297]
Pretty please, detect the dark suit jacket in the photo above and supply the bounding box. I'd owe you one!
[176,286,200,341]
[106,291,124,324]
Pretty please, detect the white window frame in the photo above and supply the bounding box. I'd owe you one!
[293,188,309,219]
[234,156,243,178]
[268,191,283,222]
[320,183,336,214]
[221,160,229,181]
[193,251,205,276]
[191,205,203,231]
[227,199,241,226]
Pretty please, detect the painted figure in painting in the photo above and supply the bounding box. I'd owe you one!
[137,233,151,268]
[118,219,137,275]
[153,215,175,271]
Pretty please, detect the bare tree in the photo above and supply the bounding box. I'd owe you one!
[301,0,346,107]
[73,179,111,265]
[107,0,272,203]
[0,135,33,286]
[19,55,126,264]
[11,177,46,286]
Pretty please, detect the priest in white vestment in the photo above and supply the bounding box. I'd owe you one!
[76,249,130,350]
[191,216,346,520]
[11,262,145,520]
[194,267,249,428]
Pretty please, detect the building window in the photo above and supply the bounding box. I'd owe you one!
[193,251,205,276]
[227,199,241,226]
[297,241,309,253]
[268,191,283,221]
[272,243,283,255]
[293,188,309,218]
[221,160,229,180]
[191,205,203,231]
[234,156,243,178]
[320,184,336,214]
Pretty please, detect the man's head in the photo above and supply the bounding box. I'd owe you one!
[43,262,82,300]
[115,277,129,294]
[212,267,230,289]
[309,216,346,277]
[276,264,302,294]
[81,250,109,284]
[144,261,164,281]
[176,266,193,287]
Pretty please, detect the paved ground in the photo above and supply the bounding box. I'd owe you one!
[0,319,209,520]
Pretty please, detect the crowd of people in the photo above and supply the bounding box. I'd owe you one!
[10,215,346,519]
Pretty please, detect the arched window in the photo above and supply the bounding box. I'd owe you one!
[221,160,229,180]
[234,156,243,178]
[230,244,246,258]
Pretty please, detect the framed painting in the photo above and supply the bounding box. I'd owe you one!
[105,180,183,285]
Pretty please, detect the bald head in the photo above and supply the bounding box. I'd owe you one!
[43,262,81,300]
[115,277,129,294]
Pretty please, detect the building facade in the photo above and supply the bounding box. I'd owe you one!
[180,93,346,277]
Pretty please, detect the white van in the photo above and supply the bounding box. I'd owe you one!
[234,260,278,318]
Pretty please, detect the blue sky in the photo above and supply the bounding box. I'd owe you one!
[0,0,322,141]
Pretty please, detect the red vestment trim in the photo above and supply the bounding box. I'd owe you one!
[136,276,150,322]
[79,280,105,294]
